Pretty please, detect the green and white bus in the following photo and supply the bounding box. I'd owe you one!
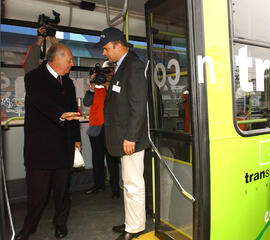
[1,0,270,240]
[143,0,270,240]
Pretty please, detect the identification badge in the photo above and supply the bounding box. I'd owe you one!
[112,84,121,93]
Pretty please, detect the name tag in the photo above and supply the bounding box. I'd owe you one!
[112,84,121,93]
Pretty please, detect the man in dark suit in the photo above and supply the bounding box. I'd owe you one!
[15,43,81,240]
[96,27,149,240]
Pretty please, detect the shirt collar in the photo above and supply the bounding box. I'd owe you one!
[115,52,128,73]
[95,85,105,89]
[46,63,59,79]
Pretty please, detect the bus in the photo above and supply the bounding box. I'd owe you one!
[1,0,270,239]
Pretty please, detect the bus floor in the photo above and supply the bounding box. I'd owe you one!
[9,183,155,240]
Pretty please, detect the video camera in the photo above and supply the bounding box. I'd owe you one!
[89,63,111,85]
[38,10,60,37]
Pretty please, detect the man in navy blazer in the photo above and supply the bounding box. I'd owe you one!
[97,27,149,240]
[15,43,81,240]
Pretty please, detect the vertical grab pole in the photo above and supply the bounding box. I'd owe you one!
[125,9,129,42]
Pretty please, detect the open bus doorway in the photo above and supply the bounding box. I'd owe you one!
[145,0,212,238]
[145,0,195,239]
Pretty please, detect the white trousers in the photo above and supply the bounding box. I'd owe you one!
[121,150,146,233]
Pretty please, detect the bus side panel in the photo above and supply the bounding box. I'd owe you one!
[203,0,270,239]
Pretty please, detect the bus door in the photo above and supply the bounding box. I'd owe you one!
[145,0,195,239]
[145,0,211,239]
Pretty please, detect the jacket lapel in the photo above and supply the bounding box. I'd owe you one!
[106,52,130,101]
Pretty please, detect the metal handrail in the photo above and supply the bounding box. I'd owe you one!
[105,0,128,27]
[1,117,24,238]
[3,117,25,130]
[237,118,267,124]
[144,60,195,202]
[1,155,15,240]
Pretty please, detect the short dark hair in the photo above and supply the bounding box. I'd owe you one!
[111,40,130,48]
[46,43,67,62]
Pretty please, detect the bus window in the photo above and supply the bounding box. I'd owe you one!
[231,0,270,133]
[0,24,99,121]
[147,0,191,165]
[0,24,147,124]
[232,0,270,44]
[0,24,148,123]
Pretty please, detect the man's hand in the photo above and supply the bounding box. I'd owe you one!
[61,112,81,121]
[123,139,135,155]
[89,83,95,91]
[75,142,81,151]
[37,26,46,46]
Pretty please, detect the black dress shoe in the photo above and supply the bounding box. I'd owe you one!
[55,225,68,239]
[115,231,141,240]
[112,224,125,233]
[84,186,105,195]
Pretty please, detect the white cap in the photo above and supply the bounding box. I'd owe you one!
[102,60,115,68]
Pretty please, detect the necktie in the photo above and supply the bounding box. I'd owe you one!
[57,76,62,85]
[114,64,119,74]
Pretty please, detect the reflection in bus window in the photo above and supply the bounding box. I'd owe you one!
[150,0,191,165]
[232,0,270,132]
[233,44,270,131]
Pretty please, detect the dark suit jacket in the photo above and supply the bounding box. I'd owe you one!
[104,51,149,156]
[24,61,81,169]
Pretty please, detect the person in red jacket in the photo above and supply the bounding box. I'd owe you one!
[83,61,120,198]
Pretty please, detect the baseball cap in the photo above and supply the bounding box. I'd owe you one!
[96,27,133,48]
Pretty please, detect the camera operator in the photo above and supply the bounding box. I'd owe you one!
[83,61,120,198]
[23,26,58,74]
